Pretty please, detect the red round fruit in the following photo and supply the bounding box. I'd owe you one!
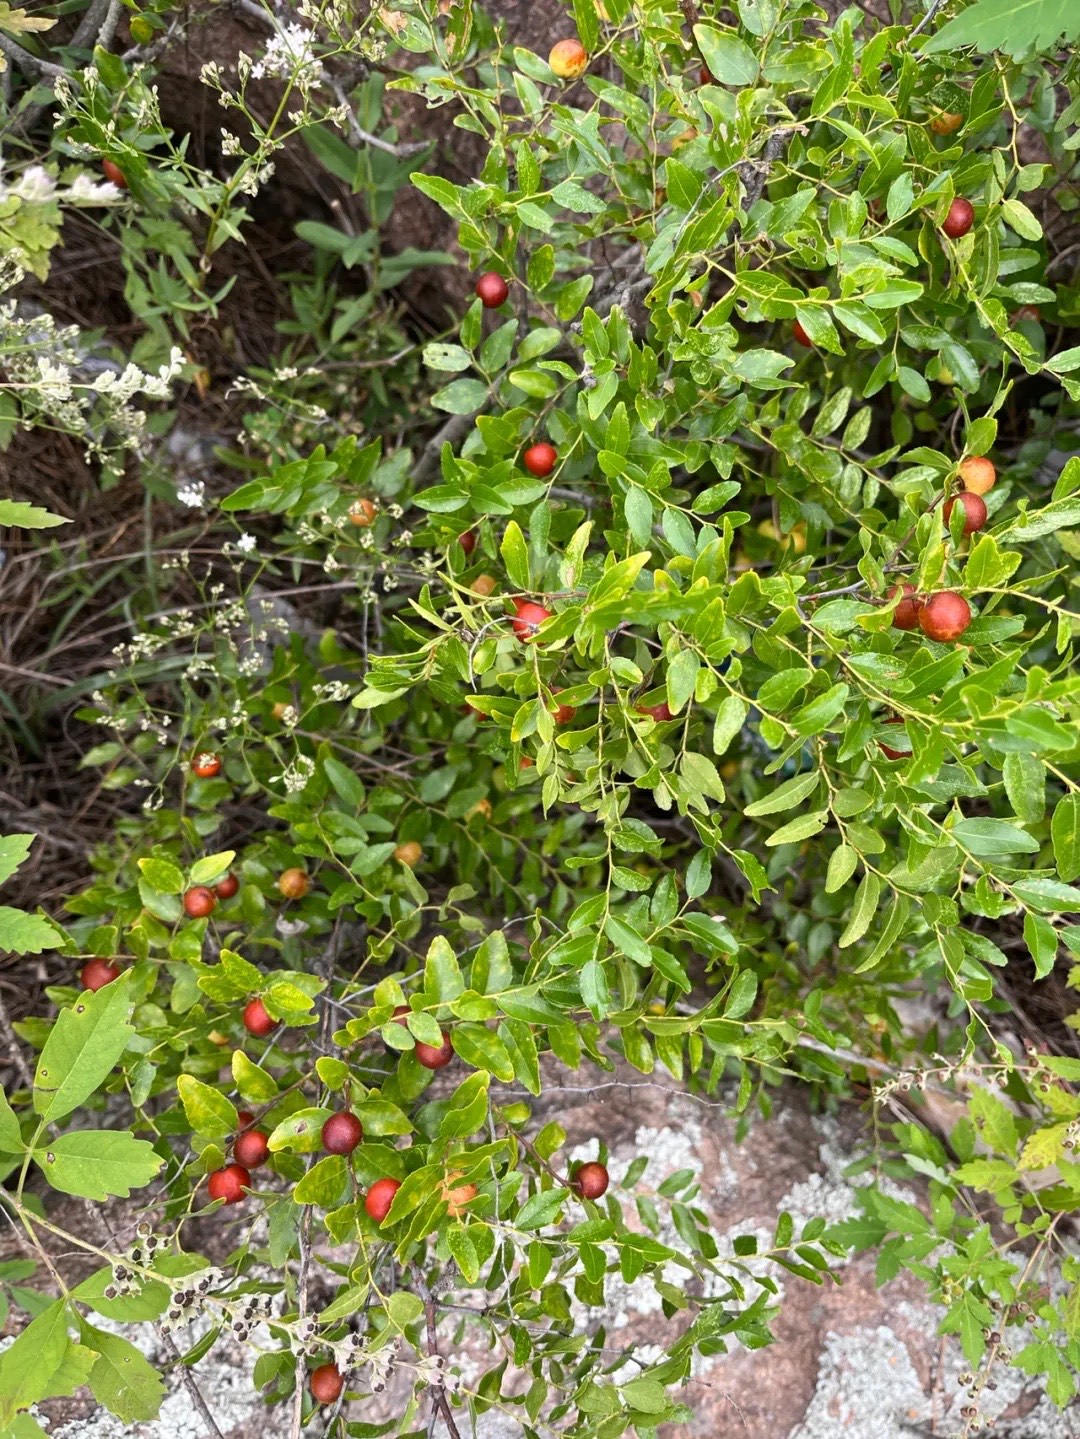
[458,529,477,555]
[242,997,275,1038]
[207,1163,250,1205]
[414,1032,455,1070]
[348,498,377,528]
[191,752,221,779]
[878,717,908,761]
[1013,305,1040,324]
[549,38,588,78]
[942,198,974,239]
[215,873,239,900]
[793,319,813,348]
[944,490,988,536]
[237,1110,255,1128]
[522,443,557,478]
[183,886,216,919]
[551,692,576,725]
[571,1161,609,1200]
[475,271,509,308]
[890,583,922,632]
[512,599,553,640]
[699,63,713,84]
[233,1129,270,1169]
[364,1176,402,1225]
[80,958,120,991]
[919,591,972,642]
[102,158,128,189]
[637,701,673,722]
[321,1111,363,1156]
[310,1363,344,1406]
[958,456,996,496]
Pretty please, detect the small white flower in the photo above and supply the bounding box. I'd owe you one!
[177,481,206,509]
[67,174,123,204]
[236,533,257,554]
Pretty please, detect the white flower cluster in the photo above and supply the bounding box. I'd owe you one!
[251,23,325,85]
[273,755,316,794]
[0,162,124,208]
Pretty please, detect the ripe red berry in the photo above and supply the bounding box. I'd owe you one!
[512,599,553,640]
[522,443,557,477]
[191,752,221,779]
[475,272,509,308]
[215,872,239,900]
[183,886,216,919]
[1013,305,1040,324]
[414,1032,455,1070]
[80,958,120,991]
[637,701,673,722]
[321,1111,363,1156]
[793,319,813,348]
[458,529,477,555]
[278,867,310,900]
[101,158,127,189]
[236,1110,255,1128]
[571,1161,609,1200]
[348,498,377,528]
[551,692,576,725]
[890,583,922,631]
[234,1129,270,1169]
[942,198,974,239]
[944,490,988,536]
[207,1163,250,1205]
[364,1176,402,1225]
[310,1363,344,1405]
[919,591,972,642]
[878,717,908,761]
[242,997,275,1038]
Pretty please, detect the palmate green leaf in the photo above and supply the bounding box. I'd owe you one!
[0,834,33,887]
[0,1299,70,1420]
[33,1131,163,1199]
[0,907,63,955]
[921,0,1080,57]
[0,500,68,529]
[34,977,134,1122]
[82,1325,165,1423]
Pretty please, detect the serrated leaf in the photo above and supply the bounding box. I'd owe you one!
[85,1328,165,1422]
[0,908,63,955]
[33,1132,163,1200]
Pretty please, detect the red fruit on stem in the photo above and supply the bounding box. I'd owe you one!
[878,717,908,761]
[1013,305,1040,323]
[80,958,120,991]
[699,63,712,84]
[310,1364,344,1405]
[637,701,673,722]
[414,1032,455,1070]
[475,272,509,308]
[890,583,922,632]
[348,498,377,528]
[234,1129,270,1169]
[512,599,553,640]
[942,198,974,239]
[551,692,576,725]
[458,529,477,555]
[571,1161,609,1200]
[215,872,239,900]
[522,442,557,477]
[958,456,996,496]
[208,1163,250,1205]
[102,158,128,189]
[191,752,221,779]
[793,319,813,347]
[364,1176,402,1225]
[237,1110,255,1128]
[183,886,216,919]
[321,1111,363,1156]
[944,490,988,536]
[242,997,275,1038]
[919,591,972,642]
